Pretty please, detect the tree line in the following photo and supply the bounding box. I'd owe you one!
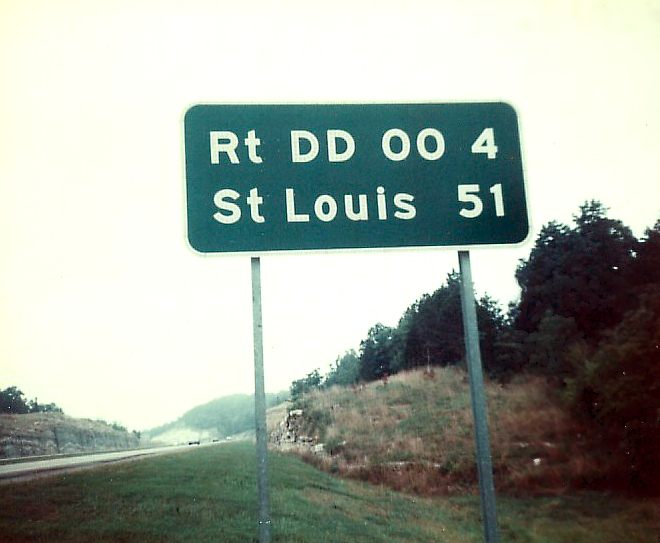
[0,386,63,415]
[291,201,660,492]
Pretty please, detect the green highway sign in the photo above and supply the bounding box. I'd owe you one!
[184,103,528,253]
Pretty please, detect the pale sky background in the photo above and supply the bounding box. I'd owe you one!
[1,0,659,431]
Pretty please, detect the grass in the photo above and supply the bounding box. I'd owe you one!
[283,367,604,496]
[0,442,658,542]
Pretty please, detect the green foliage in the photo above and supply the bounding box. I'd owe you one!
[290,369,323,406]
[524,311,584,379]
[110,422,128,432]
[477,294,511,378]
[403,273,509,378]
[0,386,29,414]
[512,203,660,491]
[296,404,333,441]
[287,200,660,493]
[403,272,465,369]
[324,350,360,388]
[359,323,397,381]
[491,325,528,376]
[515,201,637,340]
[629,219,660,287]
[290,267,513,392]
[0,386,63,414]
[564,288,660,492]
[3,442,656,542]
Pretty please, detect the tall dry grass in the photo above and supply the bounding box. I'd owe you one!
[282,367,601,497]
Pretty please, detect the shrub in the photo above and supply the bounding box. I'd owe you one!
[564,288,660,494]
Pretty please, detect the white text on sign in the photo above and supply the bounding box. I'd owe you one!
[209,128,502,225]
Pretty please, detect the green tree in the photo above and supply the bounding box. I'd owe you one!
[564,288,660,492]
[27,398,62,414]
[324,350,360,388]
[0,387,62,414]
[110,422,128,432]
[0,386,30,414]
[403,273,465,369]
[402,272,507,377]
[478,294,510,377]
[492,325,528,377]
[524,311,584,379]
[627,219,660,288]
[515,201,637,341]
[359,323,396,381]
[290,369,323,404]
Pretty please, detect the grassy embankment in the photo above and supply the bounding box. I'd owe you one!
[285,366,620,496]
[1,442,658,543]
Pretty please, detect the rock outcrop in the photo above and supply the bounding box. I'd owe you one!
[0,413,140,458]
[270,409,318,451]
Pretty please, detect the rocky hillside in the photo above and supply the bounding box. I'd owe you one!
[269,367,599,496]
[0,413,140,458]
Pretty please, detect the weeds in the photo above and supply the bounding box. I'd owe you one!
[275,367,604,497]
[2,443,657,542]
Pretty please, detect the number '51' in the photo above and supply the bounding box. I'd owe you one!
[459,128,505,219]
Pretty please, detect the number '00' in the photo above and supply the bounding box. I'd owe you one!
[382,127,498,161]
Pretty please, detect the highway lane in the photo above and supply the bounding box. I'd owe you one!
[0,443,215,484]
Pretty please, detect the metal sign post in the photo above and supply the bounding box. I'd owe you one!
[458,250,500,543]
[251,257,271,543]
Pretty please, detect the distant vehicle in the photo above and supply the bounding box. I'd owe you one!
[188,440,200,446]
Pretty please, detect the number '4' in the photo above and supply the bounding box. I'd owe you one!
[471,128,498,159]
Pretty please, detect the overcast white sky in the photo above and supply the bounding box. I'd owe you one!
[1,1,659,430]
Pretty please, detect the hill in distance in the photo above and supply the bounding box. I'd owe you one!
[144,391,288,445]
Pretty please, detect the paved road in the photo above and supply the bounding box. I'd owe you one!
[0,443,213,484]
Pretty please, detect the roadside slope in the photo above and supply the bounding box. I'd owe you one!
[1,442,657,543]
[270,367,599,496]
